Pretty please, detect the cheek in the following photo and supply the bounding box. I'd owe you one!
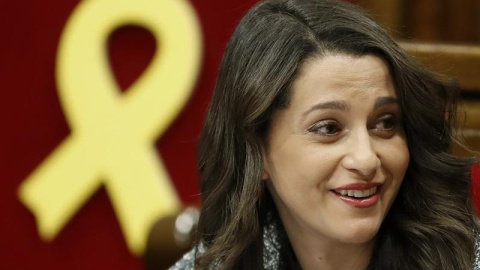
[380,138,410,194]
[267,145,339,190]
[266,149,341,213]
[381,136,409,173]
[394,142,410,179]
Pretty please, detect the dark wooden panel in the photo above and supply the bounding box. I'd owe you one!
[399,41,480,91]
[399,41,480,157]
[360,0,480,42]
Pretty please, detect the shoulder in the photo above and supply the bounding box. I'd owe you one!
[475,235,480,270]
[169,246,202,270]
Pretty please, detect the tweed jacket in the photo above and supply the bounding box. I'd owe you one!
[170,220,480,270]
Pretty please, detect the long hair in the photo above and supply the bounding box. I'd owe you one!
[195,0,479,269]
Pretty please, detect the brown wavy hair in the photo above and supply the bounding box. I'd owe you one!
[194,0,479,269]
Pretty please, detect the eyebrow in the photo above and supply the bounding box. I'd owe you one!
[302,100,348,118]
[302,96,398,118]
[373,96,398,109]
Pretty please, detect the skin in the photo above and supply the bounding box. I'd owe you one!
[262,54,410,270]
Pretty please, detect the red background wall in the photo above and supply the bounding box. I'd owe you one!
[1,0,260,269]
[1,0,478,269]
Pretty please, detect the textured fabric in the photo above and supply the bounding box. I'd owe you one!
[170,223,480,270]
[475,235,480,270]
[168,220,282,270]
[169,247,197,270]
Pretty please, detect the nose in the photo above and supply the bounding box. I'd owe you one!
[341,130,380,177]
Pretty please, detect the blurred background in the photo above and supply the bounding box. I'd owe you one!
[1,0,479,269]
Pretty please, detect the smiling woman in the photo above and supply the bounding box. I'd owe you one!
[262,55,410,269]
[170,0,480,269]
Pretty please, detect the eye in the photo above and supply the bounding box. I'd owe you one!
[308,120,342,136]
[375,114,397,131]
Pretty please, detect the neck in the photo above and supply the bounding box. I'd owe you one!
[285,225,375,270]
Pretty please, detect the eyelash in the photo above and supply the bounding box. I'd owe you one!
[375,114,397,131]
[307,114,398,137]
[308,120,342,136]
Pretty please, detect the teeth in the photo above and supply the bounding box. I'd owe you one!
[337,187,377,198]
[353,190,363,198]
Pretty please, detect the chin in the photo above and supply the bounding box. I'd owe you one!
[336,220,381,244]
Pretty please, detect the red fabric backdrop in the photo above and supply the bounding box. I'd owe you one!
[1,0,478,269]
[473,165,480,214]
[1,0,259,269]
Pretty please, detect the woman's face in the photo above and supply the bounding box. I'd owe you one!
[262,54,409,246]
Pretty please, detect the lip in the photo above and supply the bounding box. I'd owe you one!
[333,182,382,191]
[330,183,383,208]
[332,191,380,208]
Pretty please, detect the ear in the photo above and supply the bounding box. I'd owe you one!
[262,170,270,180]
[260,141,270,180]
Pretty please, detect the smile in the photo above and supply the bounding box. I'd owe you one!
[331,183,382,208]
[335,187,377,198]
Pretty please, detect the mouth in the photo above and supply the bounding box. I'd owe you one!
[331,184,382,208]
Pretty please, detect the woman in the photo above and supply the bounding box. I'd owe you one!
[171,0,480,269]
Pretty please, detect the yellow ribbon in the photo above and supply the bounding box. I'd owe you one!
[18,0,202,255]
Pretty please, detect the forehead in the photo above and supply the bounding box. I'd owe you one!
[290,54,396,106]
